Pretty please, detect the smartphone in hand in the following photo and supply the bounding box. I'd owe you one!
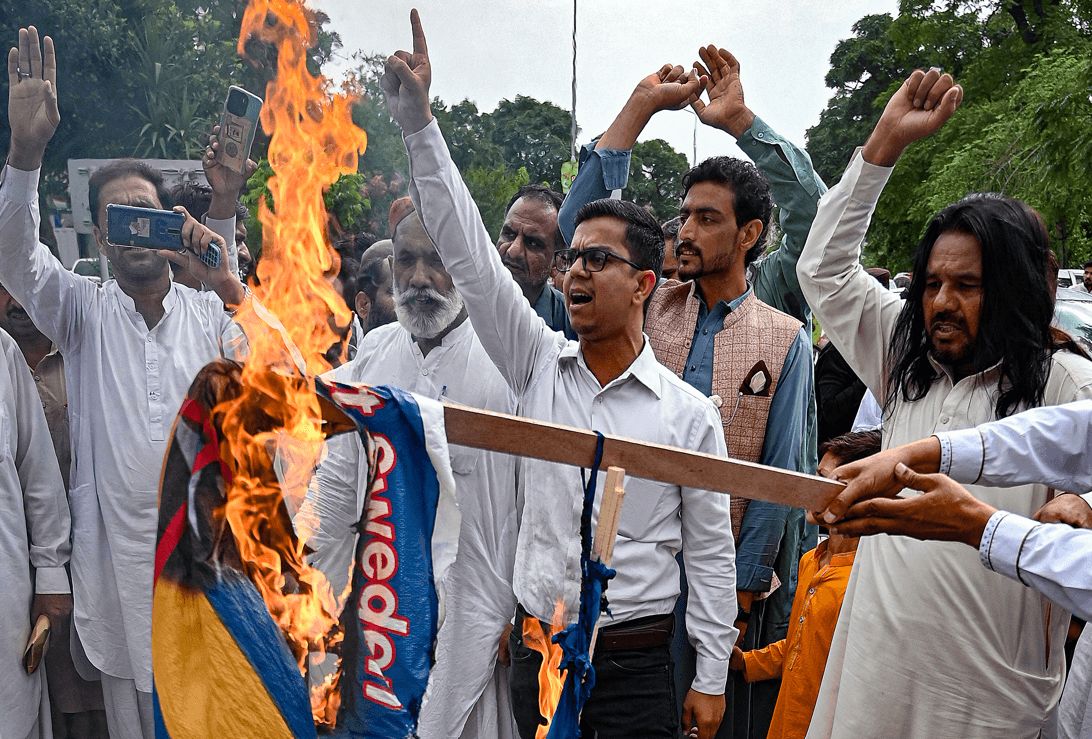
[106,204,222,269]
[218,86,263,175]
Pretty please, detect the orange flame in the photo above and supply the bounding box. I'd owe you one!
[521,602,569,738]
[213,0,367,729]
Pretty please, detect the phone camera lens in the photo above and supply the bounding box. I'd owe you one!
[226,90,248,116]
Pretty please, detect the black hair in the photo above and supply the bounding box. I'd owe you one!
[886,193,1055,420]
[88,159,172,228]
[169,182,213,221]
[681,156,773,265]
[1084,259,1092,270]
[661,216,682,242]
[505,184,563,215]
[574,198,664,278]
[504,184,565,248]
[819,429,882,465]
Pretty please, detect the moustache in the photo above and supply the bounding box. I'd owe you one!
[674,240,699,259]
[396,285,454,310]
[929,313,967,331]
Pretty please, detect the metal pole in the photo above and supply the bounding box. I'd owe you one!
[570,0,578,161]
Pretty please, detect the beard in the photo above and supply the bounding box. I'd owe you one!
[394,283,465,339]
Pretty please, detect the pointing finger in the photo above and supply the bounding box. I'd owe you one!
[410,8,428,57]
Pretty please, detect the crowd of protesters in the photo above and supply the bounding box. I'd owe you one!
[2,12,1091,739]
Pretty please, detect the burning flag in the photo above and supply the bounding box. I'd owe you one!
[152,363,459,737]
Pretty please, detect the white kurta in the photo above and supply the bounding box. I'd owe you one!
[0,329,71,738]
[0,165,242,694]
[798,151,1092,737]
[305,319,519,738]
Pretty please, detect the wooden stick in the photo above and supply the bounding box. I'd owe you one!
[442,403,842,511]
[587,466,626,660]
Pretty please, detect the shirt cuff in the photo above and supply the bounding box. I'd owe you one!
[35,566,71,595]
[845,149,894,205]
[205,214,236,235]
[693,653,730,695]
[1,164,42,205]
[980,511,1038,584]
[580,141,631,191]
[403,118,447,176]
[935,429,985,483]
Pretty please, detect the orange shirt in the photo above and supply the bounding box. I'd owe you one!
[741,541,856,739]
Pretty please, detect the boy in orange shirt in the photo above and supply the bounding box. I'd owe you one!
[729,430,878,738]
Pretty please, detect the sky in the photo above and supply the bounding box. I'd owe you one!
[313,0,898,165]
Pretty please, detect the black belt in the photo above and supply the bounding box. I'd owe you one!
[515,604,674,653]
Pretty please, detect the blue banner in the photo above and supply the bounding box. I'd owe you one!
[319,381,443,738]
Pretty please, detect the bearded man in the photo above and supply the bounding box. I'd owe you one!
[301,197,519,738]
[799,68,1092,736]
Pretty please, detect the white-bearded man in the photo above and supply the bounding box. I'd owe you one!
[299,197,519,739]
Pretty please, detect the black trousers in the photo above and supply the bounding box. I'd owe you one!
[509,619,679,738]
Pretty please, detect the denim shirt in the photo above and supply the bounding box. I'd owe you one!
[557,118,823,592]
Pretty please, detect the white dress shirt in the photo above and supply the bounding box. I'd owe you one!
[798,150,1092,737]
[0,165,244,693]
[404,119,737,693]
[937,399,1092,493]
[304,318,519,738]
[1,328,72,737]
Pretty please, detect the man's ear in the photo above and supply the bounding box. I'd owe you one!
[92,225,110,258]
[354,291,371,324]
[736,218,765,255]
[635,270,657,305]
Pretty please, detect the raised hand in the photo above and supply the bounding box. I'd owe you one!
[633,64,706,114]
[691,46,753,139]
[204,125,257,199]
[380,9,433,135]
[862,68,963,167]
[157,206,245,306]
[6,26,60,171]
[595,65,707,151]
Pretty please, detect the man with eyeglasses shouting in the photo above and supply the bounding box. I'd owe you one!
[381,11,737,739]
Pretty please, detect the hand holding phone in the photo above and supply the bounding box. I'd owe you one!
[106,204,222,269]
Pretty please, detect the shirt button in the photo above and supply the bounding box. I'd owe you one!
[940,415,950,424]
[689,365,696,372]
[808,587,816,594]
[702,329,708,335]
[146,336,153,343]
[33,374,41,381]
[798,616,805,623]
[421,369,430,376]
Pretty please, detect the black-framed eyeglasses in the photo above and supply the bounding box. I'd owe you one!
[553,247,644,274]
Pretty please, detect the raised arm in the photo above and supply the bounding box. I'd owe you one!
[688,46,827,324]
[382,11,557,395]
[0,26,96,350]
[797,69,962,395]
[557,64,705,245]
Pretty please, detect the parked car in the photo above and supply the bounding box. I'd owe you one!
[1058,269,1085,290]
[1055,287,1092,354]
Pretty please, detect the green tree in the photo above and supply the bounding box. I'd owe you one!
[626,139,689,222]
[485,95,573,190]
[807,0,1092,269]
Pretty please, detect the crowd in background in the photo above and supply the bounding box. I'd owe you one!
[2,12,1092,739]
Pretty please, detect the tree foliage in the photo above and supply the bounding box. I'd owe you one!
[807,0,1092,269]
[627,139,690,223]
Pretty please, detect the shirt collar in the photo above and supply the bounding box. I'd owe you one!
[693,282,753,317]
[559,335,663,399]
[926,352,1003,385]
[111,280,180,324]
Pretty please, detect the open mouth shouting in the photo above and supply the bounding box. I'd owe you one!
[568,288,593,309]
